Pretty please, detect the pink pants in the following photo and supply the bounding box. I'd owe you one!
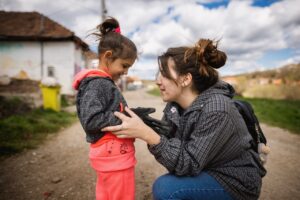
[89,139,136,200]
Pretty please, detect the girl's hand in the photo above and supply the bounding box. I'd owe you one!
[101,107,161,145]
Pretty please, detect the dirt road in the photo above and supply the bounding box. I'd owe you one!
[0,89,299,200]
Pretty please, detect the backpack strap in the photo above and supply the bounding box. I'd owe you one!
[234,100,267,152]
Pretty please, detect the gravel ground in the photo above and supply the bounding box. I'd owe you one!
[0,89,299,200]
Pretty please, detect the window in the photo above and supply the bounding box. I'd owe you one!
[47,66,55,77]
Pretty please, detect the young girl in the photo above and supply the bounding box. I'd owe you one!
[72,17,137,200]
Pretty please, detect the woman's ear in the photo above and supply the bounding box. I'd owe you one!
[180,73,192,87]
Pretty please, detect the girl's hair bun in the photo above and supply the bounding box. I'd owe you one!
[98,17,120,36]
[93,17,137,61]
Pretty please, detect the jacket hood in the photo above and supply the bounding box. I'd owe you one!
[187,80,235,112]
[72,69,112,90]
[164,81,235,120]
[203,80,235,98]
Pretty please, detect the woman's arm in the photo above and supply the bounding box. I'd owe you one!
[103,107,236,176]
[102,107,161,145]
[149,111,236,176]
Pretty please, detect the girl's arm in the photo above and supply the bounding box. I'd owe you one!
[78,78,123,134]
[102,107,161,145]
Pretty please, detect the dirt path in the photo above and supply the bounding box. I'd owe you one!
[0,89,299,200]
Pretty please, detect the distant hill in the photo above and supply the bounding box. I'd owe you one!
[239,63,300,81]
[221,63,300,100]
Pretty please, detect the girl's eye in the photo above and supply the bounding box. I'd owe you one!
[123,64,129,69]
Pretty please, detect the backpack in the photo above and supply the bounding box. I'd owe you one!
[233,100,268,154]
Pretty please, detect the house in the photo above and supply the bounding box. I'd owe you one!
[221,76,238,87]
[272,78,283,85]
[258,78,270,85]
[0,11,90,95]
[126,76,143,91]
[84,50,99,69]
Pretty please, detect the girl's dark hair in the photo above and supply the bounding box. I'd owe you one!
[93,17,137,61]
[158,39,227,93]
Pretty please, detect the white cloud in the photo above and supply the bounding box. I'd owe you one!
[270,0,300,48]
[132,20,192,57]
[2,0,300,79]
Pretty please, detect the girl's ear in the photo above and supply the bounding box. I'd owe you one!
[103,50,113,59]
[99,50,113,68]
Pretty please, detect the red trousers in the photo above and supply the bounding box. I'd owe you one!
[89,138,136,200]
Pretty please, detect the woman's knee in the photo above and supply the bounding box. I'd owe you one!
[152,174,175,200]
[152,173,233,200]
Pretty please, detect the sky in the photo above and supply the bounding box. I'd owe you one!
[1,0,300,80]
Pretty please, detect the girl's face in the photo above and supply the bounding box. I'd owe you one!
[156,58,183,102]
[108,58,135,81]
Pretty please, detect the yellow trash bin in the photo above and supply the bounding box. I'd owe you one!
[40,84,61,112]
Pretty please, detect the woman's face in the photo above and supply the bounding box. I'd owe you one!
[156,58,183,102]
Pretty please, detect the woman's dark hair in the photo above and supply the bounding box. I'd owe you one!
[158,39,227,93]
[93,17,137,61]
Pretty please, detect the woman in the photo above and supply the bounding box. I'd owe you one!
[102,39,266,200]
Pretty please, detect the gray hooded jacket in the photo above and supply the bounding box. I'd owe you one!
[75,76,127,143]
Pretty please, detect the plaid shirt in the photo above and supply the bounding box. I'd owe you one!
[149,81,266,200]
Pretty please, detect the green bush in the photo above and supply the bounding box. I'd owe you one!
[0,96,31,119]
[0,109,77,157]
[235,97,300,134]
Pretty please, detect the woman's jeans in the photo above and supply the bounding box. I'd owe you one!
[152,172,233,200]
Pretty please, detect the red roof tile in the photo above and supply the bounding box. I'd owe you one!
[0,11,88,49]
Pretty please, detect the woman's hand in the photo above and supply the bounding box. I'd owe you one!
[101,107,161,145]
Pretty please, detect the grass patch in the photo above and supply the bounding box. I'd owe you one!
[0,96,31,119]
[147,87,300,134]
[61,95,69,107]
[147,87,161,97]
[235,97,300,134]
[0,109,77,158]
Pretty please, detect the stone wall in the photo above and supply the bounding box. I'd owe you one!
[0,78,43,108]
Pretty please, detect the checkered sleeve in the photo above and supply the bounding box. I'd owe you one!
[149,111,235,176]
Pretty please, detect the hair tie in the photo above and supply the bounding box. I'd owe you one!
[114,27,121,34]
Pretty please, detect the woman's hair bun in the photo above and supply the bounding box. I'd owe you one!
[98,17,120,35]
[195,39,227,69]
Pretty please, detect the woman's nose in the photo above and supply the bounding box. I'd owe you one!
[156,73,162,85]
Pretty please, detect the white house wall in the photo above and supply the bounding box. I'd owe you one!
[0,41,41,80]
[0,41,86,95]
[74,46,84,74]
[43,41,76,95]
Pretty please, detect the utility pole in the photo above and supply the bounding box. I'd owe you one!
[101,0,107,22]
